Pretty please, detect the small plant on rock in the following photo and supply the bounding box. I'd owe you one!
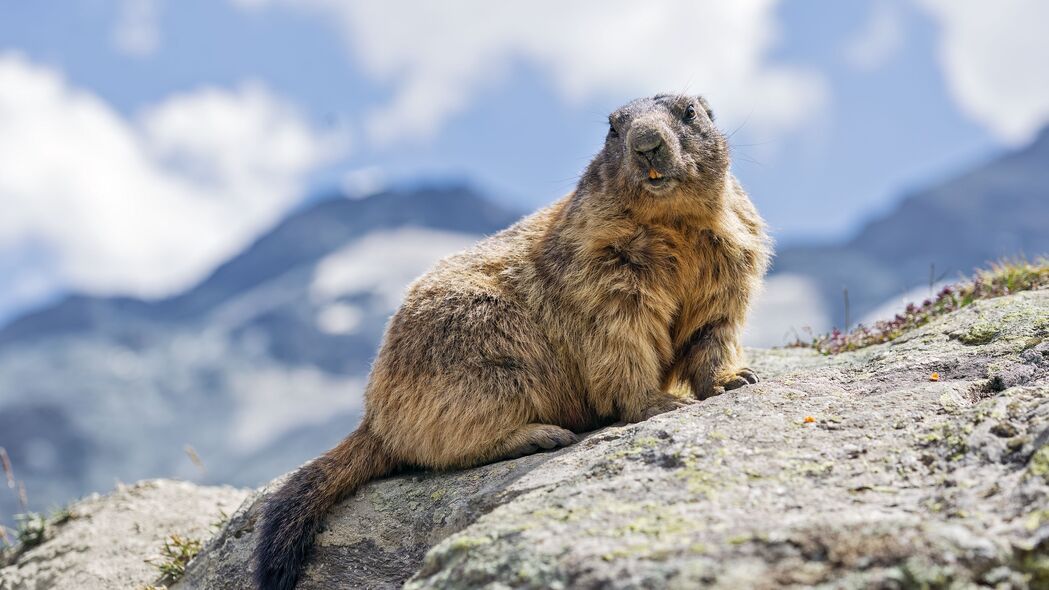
[790,258,1049,354]
[148,534,203,584]
[13,512,47,548]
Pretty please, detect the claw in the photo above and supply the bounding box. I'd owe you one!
[537,429,579,449]
[722,376,749,391]
[738,367,760,384]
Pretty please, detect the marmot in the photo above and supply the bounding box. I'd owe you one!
[254,94,771,590]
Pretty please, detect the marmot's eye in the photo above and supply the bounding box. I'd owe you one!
[683,104,697,122]
[608,118,619,138]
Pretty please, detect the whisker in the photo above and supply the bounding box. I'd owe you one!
[725,108,756,140]
[733,153,765,167]
[678,77,696,96]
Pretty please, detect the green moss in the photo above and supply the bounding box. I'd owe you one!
[1017,551,1049,588]
[676,456,723,497]
[608,436,661,460]
[611,508,694,539]
[1019,336,1044,352]
[430,488,447,502]
[601,543,653,561]
[617,517,667,538]
[632,436,660,448]
[688,542,709,554]
[959,320,1000,345]
[1036,314,1049,330]
[917,422,970,462]
[448,535,492,551]
[531,506,578,522]
[555,500,705,549]
[1025,509,1049,531]
[791,461,835,478]
[897,556,953,588]
[1028,447,1049,483]
[921,431,942,444]
[510,560,556,586]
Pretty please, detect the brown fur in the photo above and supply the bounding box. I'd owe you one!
[254,94,771,589]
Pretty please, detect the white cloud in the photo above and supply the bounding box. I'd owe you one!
[113,0,162,58]
[916,0,1049,143]
[844,1,904,71]
[234,0,827,146]
[0,53,344,312]
[315,303,363,335]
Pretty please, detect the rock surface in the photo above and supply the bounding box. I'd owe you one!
[4,291,1048,589]
[177,290,1049,589]
[0,480,248,590]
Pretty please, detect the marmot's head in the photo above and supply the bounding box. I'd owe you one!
[589,94,728,199]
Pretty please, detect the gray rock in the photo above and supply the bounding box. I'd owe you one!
[8,291,1049,589]
[0,480,248,590]
[178,289,1049,589]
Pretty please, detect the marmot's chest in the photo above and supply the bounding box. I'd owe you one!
[604,219,755,334]
[607,221,740,290]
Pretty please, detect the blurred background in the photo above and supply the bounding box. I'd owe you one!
[1,0,1047,524]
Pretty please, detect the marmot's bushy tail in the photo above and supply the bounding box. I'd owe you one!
[253,424,395,590]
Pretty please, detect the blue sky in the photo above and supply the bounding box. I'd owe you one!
[1,0,1047,321]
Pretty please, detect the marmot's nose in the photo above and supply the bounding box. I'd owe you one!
[631,129,663,157]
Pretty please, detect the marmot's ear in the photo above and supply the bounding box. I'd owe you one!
[697,96,714,121]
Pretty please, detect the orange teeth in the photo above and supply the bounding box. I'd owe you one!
[648,168,661,180]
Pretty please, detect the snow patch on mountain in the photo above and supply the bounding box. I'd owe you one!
[744,273,830,347]
[228,367,365,453]
[311,227,481,310]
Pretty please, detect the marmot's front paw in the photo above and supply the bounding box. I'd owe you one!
[721,367,759,391]
[694,368,759,400]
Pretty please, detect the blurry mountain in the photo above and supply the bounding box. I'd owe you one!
[769,125,1049,333]
[0,184,521,524]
